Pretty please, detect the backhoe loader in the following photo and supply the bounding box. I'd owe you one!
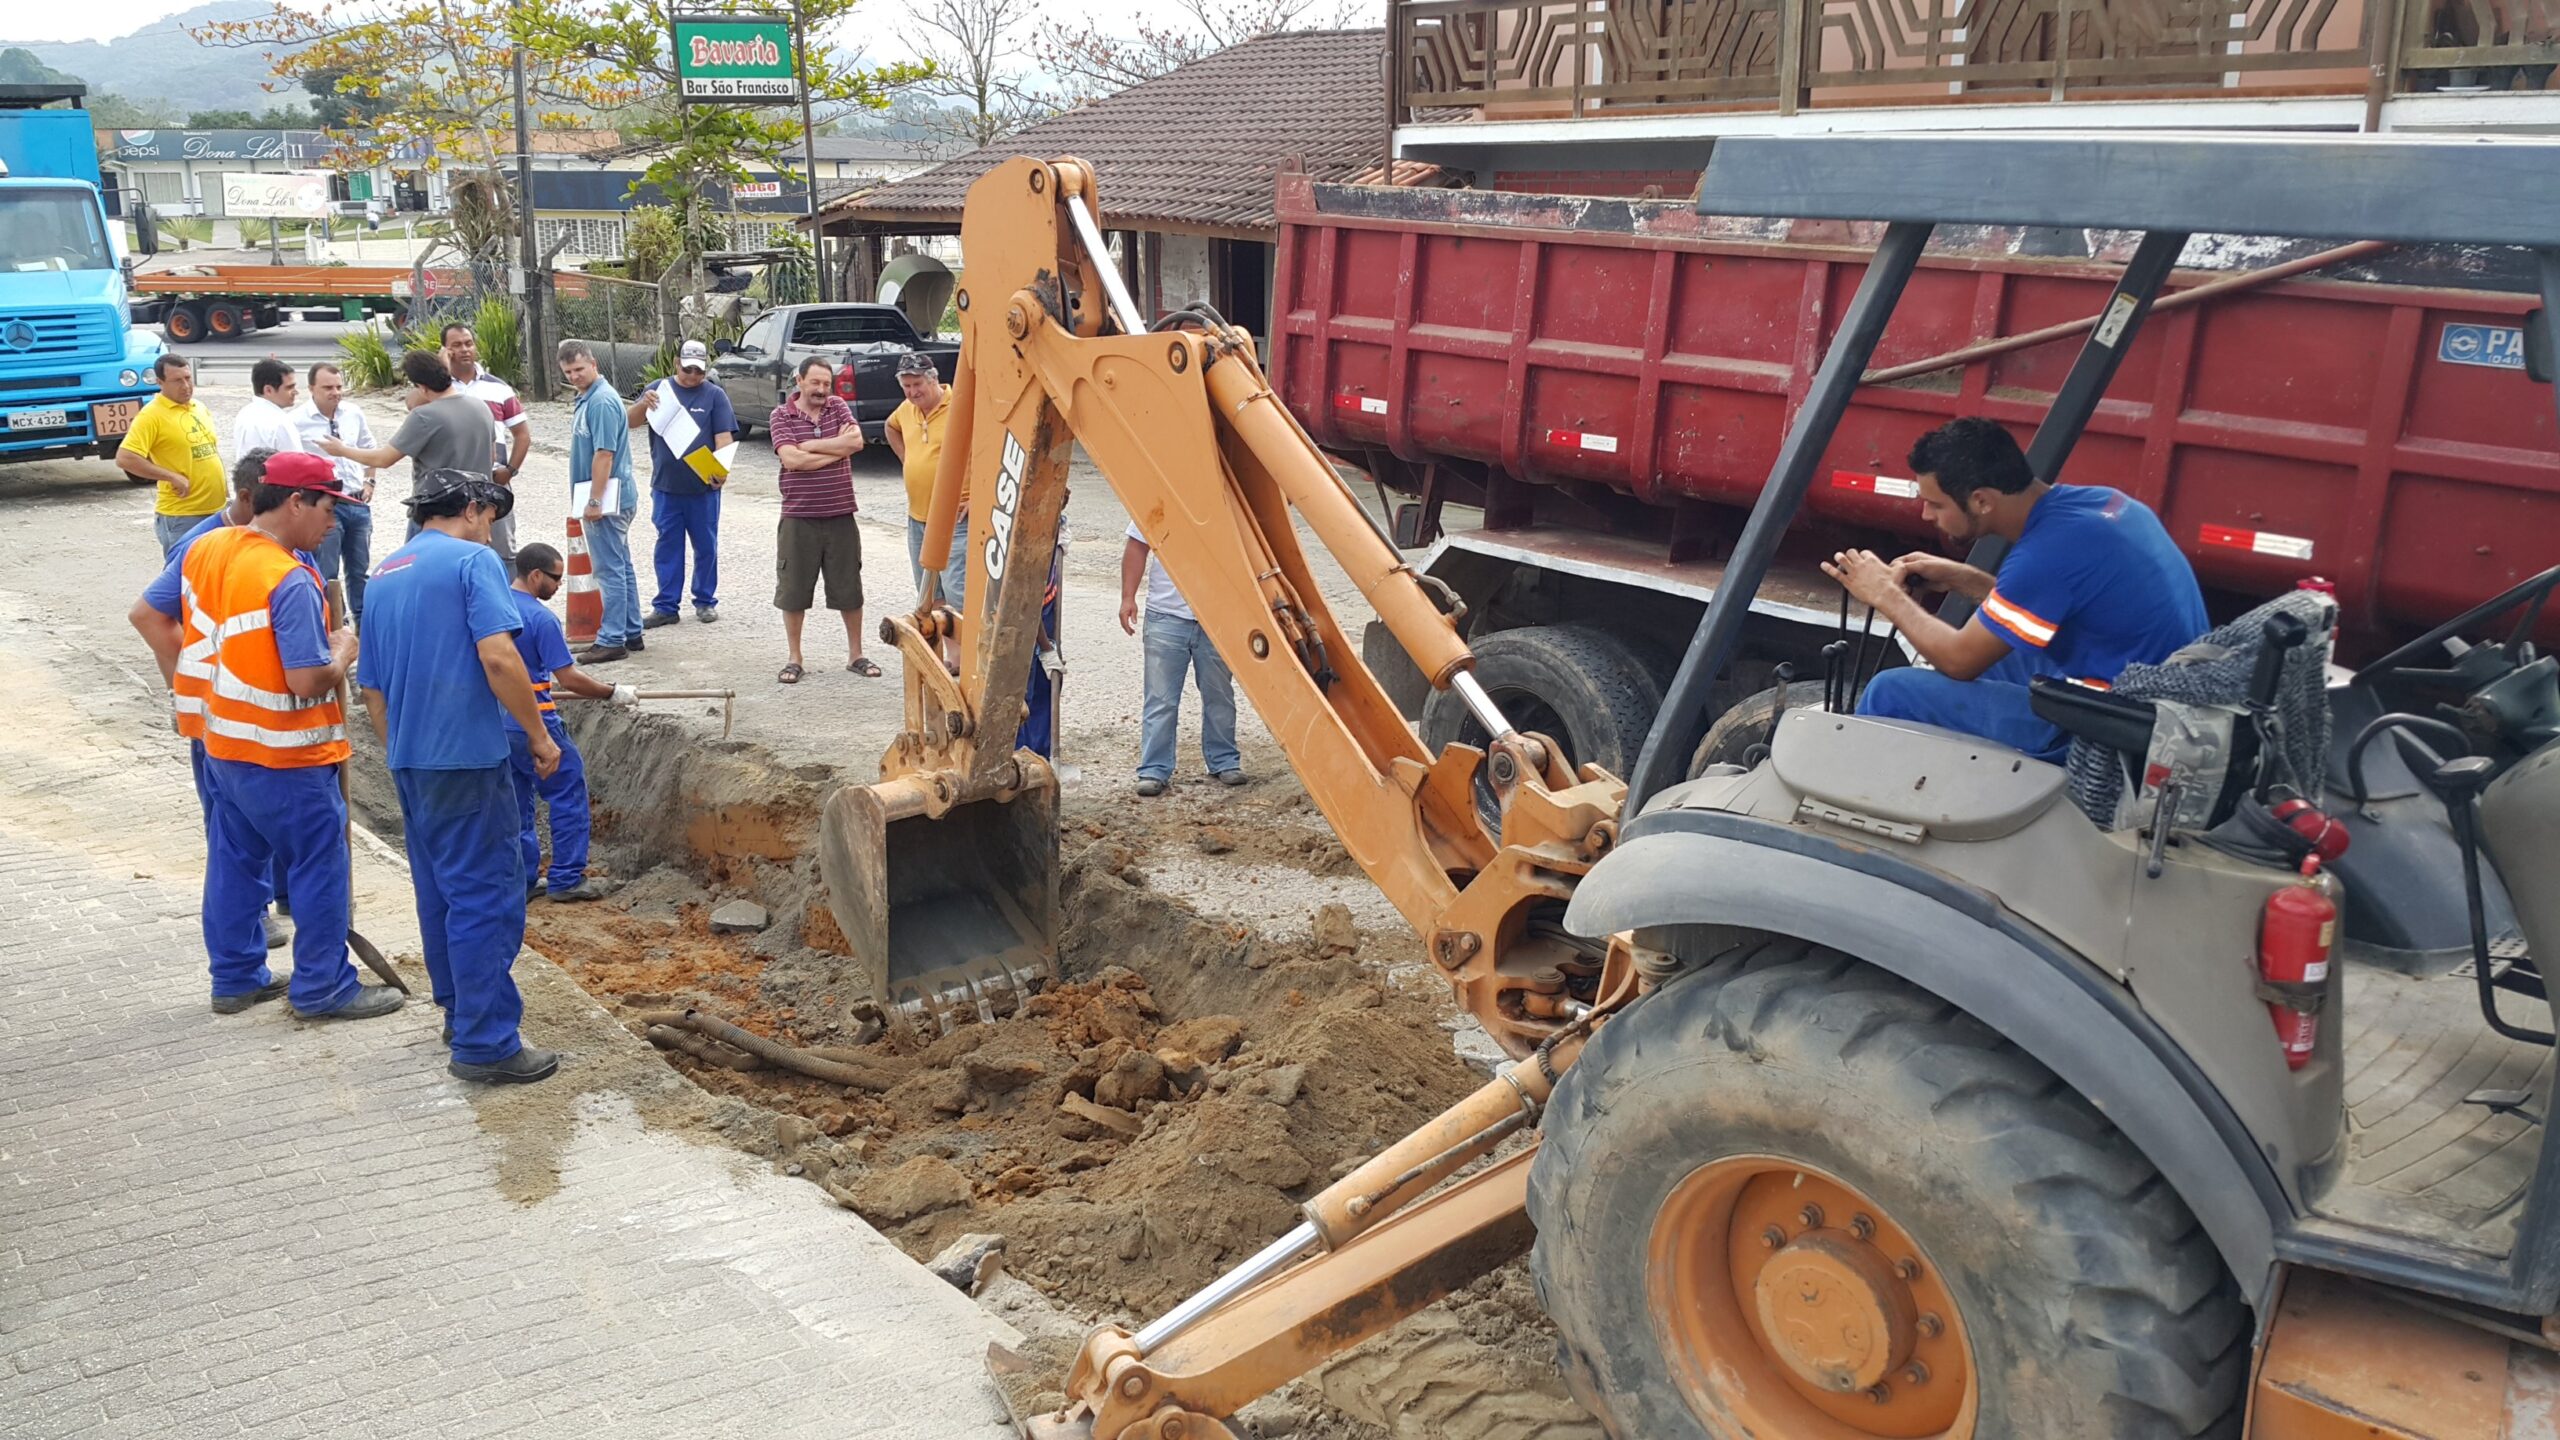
[821,136,2560,1439]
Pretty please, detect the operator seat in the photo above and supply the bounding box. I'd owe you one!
[2033,589,2338,829]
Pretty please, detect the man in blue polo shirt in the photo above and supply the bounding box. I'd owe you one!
[1825,417,2208,762]
[360,469,563,1084]
[503,543,636,903]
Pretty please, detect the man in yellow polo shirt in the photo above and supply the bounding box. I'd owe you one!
[117,354,226,555]
[885,351,959,604]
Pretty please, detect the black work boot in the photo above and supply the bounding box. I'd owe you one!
[211,976,289,1014]
[450,1047,561,1085]
[293,986,407,1022]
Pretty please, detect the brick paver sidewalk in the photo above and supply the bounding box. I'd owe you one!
[0,588,1018,1440]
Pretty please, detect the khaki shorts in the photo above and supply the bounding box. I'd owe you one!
[775,513,863,613]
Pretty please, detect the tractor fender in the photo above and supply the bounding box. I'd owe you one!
[1565,808,2283,1296]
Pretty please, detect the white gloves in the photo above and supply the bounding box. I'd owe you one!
[610,684,641,708]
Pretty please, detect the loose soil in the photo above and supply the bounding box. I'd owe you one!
[516,705,1599,1439]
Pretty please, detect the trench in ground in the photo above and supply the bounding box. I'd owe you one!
[358,704,1602,1440]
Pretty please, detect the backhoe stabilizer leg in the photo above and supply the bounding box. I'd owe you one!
[1027,1043,1581,1438]
[1032,1151,1537,1440]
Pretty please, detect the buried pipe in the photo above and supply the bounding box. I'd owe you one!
[1863,240,2393,387]
[645,1023,765,1070]
[636,1008,910,1091]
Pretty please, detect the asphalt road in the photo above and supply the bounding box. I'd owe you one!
[163,317,368,386]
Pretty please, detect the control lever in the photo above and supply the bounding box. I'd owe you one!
[2436,755,2553,1047]
[1748,662,1798,768]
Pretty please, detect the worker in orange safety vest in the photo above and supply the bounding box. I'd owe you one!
[179,451,406,1021]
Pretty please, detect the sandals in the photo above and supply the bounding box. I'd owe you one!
[848,657,882,678]
[778,662,805,685]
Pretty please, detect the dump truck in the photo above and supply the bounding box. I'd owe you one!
[0,81,165,466]
[1271,167,2559,980]
[824,139,2560,1438]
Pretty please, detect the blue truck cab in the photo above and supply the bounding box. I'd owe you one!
[0,82,164,465]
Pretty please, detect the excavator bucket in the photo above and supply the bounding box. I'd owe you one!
[818,768,1058,1029]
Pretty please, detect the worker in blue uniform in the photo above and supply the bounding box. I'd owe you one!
[504,543,635,903]
[1824,417,2209,762]
[127,448,300,989]
[180,451,402,1021]
[359,469,563,1084]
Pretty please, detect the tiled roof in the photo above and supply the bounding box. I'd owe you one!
[817,29,1390,237]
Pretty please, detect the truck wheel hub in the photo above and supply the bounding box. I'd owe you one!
[1753,1230,1914,1392]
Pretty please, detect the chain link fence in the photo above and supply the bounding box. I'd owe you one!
[544,271,670,395]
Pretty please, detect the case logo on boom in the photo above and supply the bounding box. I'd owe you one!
[984,430,1028,583]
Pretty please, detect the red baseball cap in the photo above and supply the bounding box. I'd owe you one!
[264,450,364,501]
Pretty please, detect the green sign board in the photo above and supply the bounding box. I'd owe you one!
[672,12,801,104]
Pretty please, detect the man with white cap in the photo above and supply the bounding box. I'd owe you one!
[628,338,735,629]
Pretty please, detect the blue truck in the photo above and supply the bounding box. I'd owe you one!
[0,81,164,466]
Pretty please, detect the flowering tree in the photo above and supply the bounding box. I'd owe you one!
[1032,0,1359,108]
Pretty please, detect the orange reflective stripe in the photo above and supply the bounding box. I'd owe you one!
[179,527,348,769]
[1981,590,2057,648]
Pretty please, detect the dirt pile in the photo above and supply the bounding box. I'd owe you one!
[526,711,1600,1437]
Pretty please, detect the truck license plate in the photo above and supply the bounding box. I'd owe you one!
[90,400,141,436]
[7,409,70,431]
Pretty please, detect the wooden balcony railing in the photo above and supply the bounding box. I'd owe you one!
[1393,0,2559,122]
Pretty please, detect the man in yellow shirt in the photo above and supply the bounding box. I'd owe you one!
[885,352,960,605]
[117,354,227,554]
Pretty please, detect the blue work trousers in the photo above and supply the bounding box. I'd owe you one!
[650,489,720,615]
[190,741,286,955]
[508,716,590,892]
[314,501,374,619]
[201,757,359,1012]
[586,504,643,647]
[1858,648,2069,762]
[392,766,529,1064]
[1138,611,1239,783]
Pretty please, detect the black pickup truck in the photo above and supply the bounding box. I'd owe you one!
[712,303,959,443]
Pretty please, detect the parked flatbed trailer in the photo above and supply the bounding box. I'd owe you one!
[126,264,593,343]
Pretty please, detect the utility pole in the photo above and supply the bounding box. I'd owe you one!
[793,0,828,302]
[511,0,549,400]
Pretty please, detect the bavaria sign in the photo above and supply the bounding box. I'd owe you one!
[672,12,802,104]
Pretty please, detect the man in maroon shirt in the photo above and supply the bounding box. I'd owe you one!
[768,357,871,683]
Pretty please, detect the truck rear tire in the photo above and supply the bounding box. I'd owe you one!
[206,302,246,340]
[1687,680,1828,777]
[1527,939,2248,1440]
[165,302,206,344]
[1422,625,1661,820]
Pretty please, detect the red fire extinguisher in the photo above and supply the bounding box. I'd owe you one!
[2259,856,2337,1071]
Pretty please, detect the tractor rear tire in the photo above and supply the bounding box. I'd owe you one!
[1527,939,2248,1439]
[1421,625,1661,826]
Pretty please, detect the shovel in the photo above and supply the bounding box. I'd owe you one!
[327,579,409,995]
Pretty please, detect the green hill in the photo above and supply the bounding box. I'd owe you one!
[2,2,303,123]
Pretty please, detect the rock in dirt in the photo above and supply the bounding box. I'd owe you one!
[1261,1062,1307,1108]
[964,1051,1051,1096]
[1192,826,1236,855]
[773,1114,820,1148]
[852,1155,973,1224]
[1312,902,1359,956]
[1057,1092,1142,1140]
[709,899,770,934]
[1159,1015,1246,1063]
[926,1233,1007,1295]
[1093,1050,1167,1110]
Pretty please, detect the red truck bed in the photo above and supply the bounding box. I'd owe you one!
[1272,175,2560,648]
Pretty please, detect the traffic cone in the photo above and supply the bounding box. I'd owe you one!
[564,514,601,646]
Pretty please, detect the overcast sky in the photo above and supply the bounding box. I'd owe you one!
[5,0,1186,59]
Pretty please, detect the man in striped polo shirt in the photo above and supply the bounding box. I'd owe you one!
[767,357,871,684]
[1823,417,2207,762]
